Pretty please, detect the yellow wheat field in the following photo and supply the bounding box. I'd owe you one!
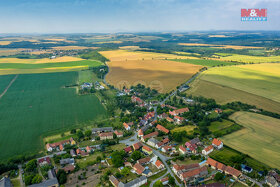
[0,56,85,64]
[106,59,202,93]
[100,50,195,61]
[0,41,12,45]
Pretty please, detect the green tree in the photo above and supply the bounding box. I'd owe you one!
[24,174,35,185]
[121,167,130,176]
[131,151,142,161]
[111,151,125,167]
[25,159,37,172]
[76,130,84,140]
[168,175,175,186]
[57,169,67,184]
[31,174,43,184]
[85,130,92,138]
[214,172,225,181]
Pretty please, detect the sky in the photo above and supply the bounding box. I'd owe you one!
[0,0,279,33]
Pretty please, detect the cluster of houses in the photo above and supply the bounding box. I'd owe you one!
[92,127,123,140]
[266,170,280,187]
[81,82,93,90]
[131,96,145,107]
[122,141,165,177]
[172,162,208,184]
[202,138,224,155]
[179,137,201,155]
[109,175,147,187]
[158,106,189,125]
[46,137,76,152]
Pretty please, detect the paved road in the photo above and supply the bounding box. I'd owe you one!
[18,164,24,187]
[149,171,169,187]
[119,133,138,146]
[151,148,182,186]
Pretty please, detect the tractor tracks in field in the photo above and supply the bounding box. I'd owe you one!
[0,74,18,99]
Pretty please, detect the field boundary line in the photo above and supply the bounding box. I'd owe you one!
[0,74,18,99]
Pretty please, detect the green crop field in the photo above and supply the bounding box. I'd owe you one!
[209,119,234,132]
[221,112,280,169]
[215,53,280,63]
[0,74,15,93]
[171,58,239,67]
[187,63,280,113]
[0,72,107,160]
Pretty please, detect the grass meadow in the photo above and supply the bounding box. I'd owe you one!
[221,112,280,169]
[0,72,107,160]
[215,53,280,63]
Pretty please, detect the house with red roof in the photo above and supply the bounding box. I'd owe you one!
[137,157,151,165]
[179,145,187,155]
[169,107,189,116]
[131,96,144,105]
[99,132,114,140]
[207,158,241,179]
[38,157,51,166]
[158,113,169,119]
[174,116,185,124]
[138,129,144,137]
[86,146,93,153]
[161,145,172,153]
[114,130,123,138]
[212,138,223,149]
[124,146,133,153]
[202,145,214,155]
[141,131,158,142]
[45,138,72,152]
[179,166,208,182]
[133,142,143,150]
[161,177,169,185]
[156,124,169,134]
[123,122,133,130]
[142,146,153,155]
[214,108,223,114]
[109,175,120,187]
[172,163,200,177]
[133,163,145,175]
[166,117,174,123]
[155,160,164,169]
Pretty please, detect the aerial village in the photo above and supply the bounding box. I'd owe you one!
[1,86,279,187]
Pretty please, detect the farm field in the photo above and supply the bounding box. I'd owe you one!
[106,59,202,92]
[100,49,196,61]
[209,119,234,132]
[221,112,280,169]
[0,72,107,160]
[178,43,263,49]
[0,56,84,64]
[187,63,280,113]
[171,58,238,67]
[51,46,99,50]
[0,59,103,75]
[215,53,280,63]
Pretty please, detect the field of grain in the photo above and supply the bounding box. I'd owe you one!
[100,50,192,61]
[0,72,107,160]
[0,56,84,64]
[215,53,280,63]
[0,41,12,45]
[221,111,280,169]
[187,63,280,113]
[106,59,202,92]
[188,79,280,114]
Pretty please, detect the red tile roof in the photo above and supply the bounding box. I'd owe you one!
[124,146,132,153]
[99,132,113,137]
[204,145,213,152]
[225,166,242,177]
[62,165,75,173]
[170,107,189,115]
[156,124,169,134]
[182,166,207,178]
[38,157,51,164]
[134,163,145,175]
[138,129,144,136]
[173,163,200,172]
[179,145,187,153]
[114,130,123,136]
[137,157,151,165]
[162,138,170,144]
[133,142,143,150]
[142,145,152,152]
[212,138,222,146]
[207,158,241,177]
[142,131,158,140]
[166,117,174,122]
[155,160,164,168]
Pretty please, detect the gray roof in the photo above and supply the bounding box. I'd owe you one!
[48,169,56,179]
[92,127,113,133]
[148,138,159,144]
[118,176,147,187]
[0,177,12,187]
[190,137,200,145]
[28,178,58,187]
[141,125,150,132]
[60,158,74,165]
